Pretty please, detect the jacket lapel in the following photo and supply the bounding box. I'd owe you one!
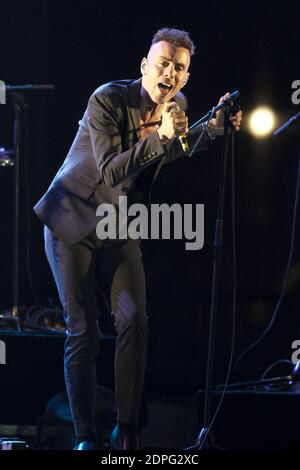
[127,80,186,187]
[128,78,142,142]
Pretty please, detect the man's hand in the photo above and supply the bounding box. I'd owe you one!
[209,92,243,134]
[157,102,188,141]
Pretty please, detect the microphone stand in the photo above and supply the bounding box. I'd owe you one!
[186,103,234,451]
[0,84,54,331]
[273,111,300,136]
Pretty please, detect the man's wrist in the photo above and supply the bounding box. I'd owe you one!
[203,121,224,139]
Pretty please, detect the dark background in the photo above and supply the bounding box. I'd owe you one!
[0,0,299,391]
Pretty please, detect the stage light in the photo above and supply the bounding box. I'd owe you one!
[248,107,276,138]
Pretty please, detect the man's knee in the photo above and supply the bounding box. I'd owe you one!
[113,306,148,335]
[64,327,100,363]
[62,297,99,334]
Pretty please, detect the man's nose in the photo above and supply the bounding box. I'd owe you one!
[164,64,174,77]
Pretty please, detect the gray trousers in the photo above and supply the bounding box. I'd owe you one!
[44,226,148,439]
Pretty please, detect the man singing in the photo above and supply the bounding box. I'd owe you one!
[34,27,242,450]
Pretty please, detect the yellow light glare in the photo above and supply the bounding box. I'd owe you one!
[248,107,276,137]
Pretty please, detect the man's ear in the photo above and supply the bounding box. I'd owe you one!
[141,57,147,75]
[182,72,190,87]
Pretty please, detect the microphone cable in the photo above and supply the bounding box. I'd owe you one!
[189,107,217,158]
[233,148,300,371]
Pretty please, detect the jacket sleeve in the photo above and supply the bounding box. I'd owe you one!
[87,91,167,187]
[87,90,213,186]
[162,122,211,165]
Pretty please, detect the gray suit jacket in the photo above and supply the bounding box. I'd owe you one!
[34,78,209,244]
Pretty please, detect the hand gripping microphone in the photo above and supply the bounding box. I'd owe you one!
[171,103,190,156]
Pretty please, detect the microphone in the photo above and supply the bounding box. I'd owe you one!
[211,91,240,115]
[171,103,190,156]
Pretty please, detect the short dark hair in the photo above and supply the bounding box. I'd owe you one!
[151,27,195,56]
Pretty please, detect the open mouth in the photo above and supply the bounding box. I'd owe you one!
[158,82,173,94]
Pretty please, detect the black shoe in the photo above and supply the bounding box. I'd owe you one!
[110,424,140,450]
[73,440,99,450]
